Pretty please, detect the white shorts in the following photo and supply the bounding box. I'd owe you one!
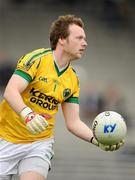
[0,138,54,179]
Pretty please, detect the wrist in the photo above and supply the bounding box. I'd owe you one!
[90,136,94,143]
[20,107,33,118]
[90,136,99,146]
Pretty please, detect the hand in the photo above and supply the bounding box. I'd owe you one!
[20,107,51,134]
[90,137,124,151]
[24,112,49,134]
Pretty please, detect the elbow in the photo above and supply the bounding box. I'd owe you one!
[66,123,74,133]
[3,88,8,100]
[65,118,80,133]
[66,125,71,132]
[3,85,11,101]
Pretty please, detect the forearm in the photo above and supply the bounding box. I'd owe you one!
[62,103,124,151]
[4,86,27,114]
[67,119,93,143]
[3,74,30,114]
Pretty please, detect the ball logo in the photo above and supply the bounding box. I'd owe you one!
[104,124,116,133]
[105,111,110,116]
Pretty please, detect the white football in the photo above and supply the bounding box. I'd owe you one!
[92,111,127,145]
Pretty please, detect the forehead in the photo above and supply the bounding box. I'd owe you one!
[68,24,86,36]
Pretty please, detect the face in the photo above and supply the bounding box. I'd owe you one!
[63,24,87,61]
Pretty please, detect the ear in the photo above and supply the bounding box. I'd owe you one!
[58,38,66,46]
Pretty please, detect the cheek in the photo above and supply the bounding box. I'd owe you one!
[65,40,79,53]
[69,41,79,51]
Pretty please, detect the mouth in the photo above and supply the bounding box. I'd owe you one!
[79,49,85,54]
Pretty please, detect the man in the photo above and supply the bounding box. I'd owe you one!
[0,15,124,180]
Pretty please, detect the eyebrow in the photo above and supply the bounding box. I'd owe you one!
[76,35,86,39]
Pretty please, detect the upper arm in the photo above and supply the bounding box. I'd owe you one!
[5,49,43,94]
[4,74,29,95]
[61,102,80,128]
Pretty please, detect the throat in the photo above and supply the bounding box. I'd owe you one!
[55,60,68,72]
[53,51,69,72]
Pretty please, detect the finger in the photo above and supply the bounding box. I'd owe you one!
[116,143,121,150]
[37,115,49,127]
[27,123,37,134]
[30,120,44,133]
[110,145,117,151]
[40,113,52,119]
[120,140,125,146]
[34,119,46,131]
[100,144,110,151]
[116,140,124,150]
[41,119,48,127]
[105,145,112,151]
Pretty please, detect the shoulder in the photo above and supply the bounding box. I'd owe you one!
[71,67,77,74]
[20,48,52,63]
[70,66,79,79]
[17,48,52,69]
[68,65,80,86]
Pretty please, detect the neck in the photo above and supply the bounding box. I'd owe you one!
[53,49,70,69]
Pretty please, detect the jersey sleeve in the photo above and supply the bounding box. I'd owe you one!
[65,75,80,104]
[14,49,42,82]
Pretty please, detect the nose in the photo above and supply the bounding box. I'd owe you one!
[83,39,88,48]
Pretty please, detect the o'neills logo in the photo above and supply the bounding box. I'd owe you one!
[29,88,59,110]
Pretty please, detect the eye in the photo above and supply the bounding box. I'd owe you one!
[76,36,86,41]
[76,36,83,40]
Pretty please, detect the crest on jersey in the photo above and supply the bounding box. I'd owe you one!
[63,88,71,99]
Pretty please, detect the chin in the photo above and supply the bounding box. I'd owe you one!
[71,54,82,61]
[77,54,82,59]
[72,56,81,61]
